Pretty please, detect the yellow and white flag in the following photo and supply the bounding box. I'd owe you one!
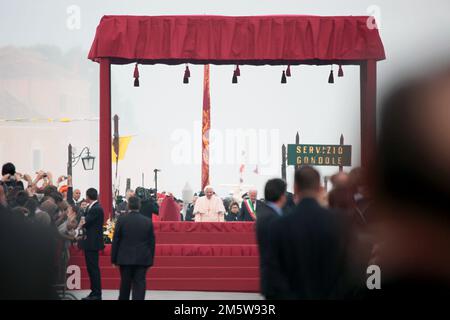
[112,136,133,161]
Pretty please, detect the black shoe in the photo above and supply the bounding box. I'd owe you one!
[81,295,102,300]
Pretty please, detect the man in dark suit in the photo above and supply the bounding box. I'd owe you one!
[239,189,263,221]
[185,194,198,222]
[111,196,155,300]
[267,166,348,299]
[256,178,287,298]
[79,188,104,300]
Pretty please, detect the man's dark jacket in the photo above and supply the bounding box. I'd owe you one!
[79,202,105,251]
[111,211,155,266]
[255,201,282,298]
[266,198,348,299]
[239,199,263,221]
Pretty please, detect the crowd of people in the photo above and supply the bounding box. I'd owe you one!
[0,162,105,299]
[1,68,450,300]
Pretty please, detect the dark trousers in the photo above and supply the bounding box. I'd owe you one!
[84,250,102,297]
[119,266,148,300]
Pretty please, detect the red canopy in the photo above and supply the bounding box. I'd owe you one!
[88,15,385,65]
[90,15,384,221]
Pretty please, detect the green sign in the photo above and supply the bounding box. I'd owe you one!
[287,144,352,167]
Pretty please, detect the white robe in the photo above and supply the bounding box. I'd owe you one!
[193,195,225,222]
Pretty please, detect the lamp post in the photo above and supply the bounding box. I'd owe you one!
[153,169,160,194]
[67,144,96,177]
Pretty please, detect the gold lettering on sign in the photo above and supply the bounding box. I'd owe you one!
[290,144,350,167]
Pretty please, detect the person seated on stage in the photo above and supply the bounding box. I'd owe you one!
[193,186,225,222]
[159,194,181,221]
[175,198,184,221]
[184,193,198,221]
[239,188,263,221]
[225,201,240,222]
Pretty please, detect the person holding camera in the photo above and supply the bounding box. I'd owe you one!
[135,187,159,220]
[1,163,25,194]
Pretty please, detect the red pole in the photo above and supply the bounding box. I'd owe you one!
[99,58,112,222]
[360,60,377,170]
[339,134,344,172]
[201,64,211,190]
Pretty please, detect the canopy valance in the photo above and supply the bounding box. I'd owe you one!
[88,15,385,65]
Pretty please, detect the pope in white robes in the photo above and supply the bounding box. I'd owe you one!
[193,186,225,222]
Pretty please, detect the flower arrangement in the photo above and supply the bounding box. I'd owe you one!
[103,218,116,244]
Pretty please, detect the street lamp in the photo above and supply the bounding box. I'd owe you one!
[68,144,96,176]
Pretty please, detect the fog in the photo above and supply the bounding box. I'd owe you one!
[1,0,450,198]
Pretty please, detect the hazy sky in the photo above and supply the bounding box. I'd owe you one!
[2,0,450,197]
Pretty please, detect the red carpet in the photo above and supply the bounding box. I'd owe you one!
[69,222,260,292]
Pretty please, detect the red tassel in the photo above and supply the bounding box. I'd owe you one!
[281,70,287,84]
[133,63,139,87]
[236,65,240,77]
[183,65,190,84]
[286,65,291,77]
[232,70,238,84]
[134,63,139,78]
[338,65,344,77]
[328,69,334,84]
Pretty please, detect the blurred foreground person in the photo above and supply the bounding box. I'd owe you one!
[256,178,287,299]
[328,177,373,297]
[368,70,450,298]
[267,166,348,299]
[0,205,57,299]
[112,197,155,300]
[79,188,104,300]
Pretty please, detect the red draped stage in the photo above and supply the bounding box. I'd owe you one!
[69,222,259,291]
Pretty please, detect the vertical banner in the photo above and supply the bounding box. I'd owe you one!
[201,64,211,190]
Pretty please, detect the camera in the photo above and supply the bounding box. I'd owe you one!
[135,187,157,201]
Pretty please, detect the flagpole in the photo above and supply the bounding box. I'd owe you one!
[201,64,211,190]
